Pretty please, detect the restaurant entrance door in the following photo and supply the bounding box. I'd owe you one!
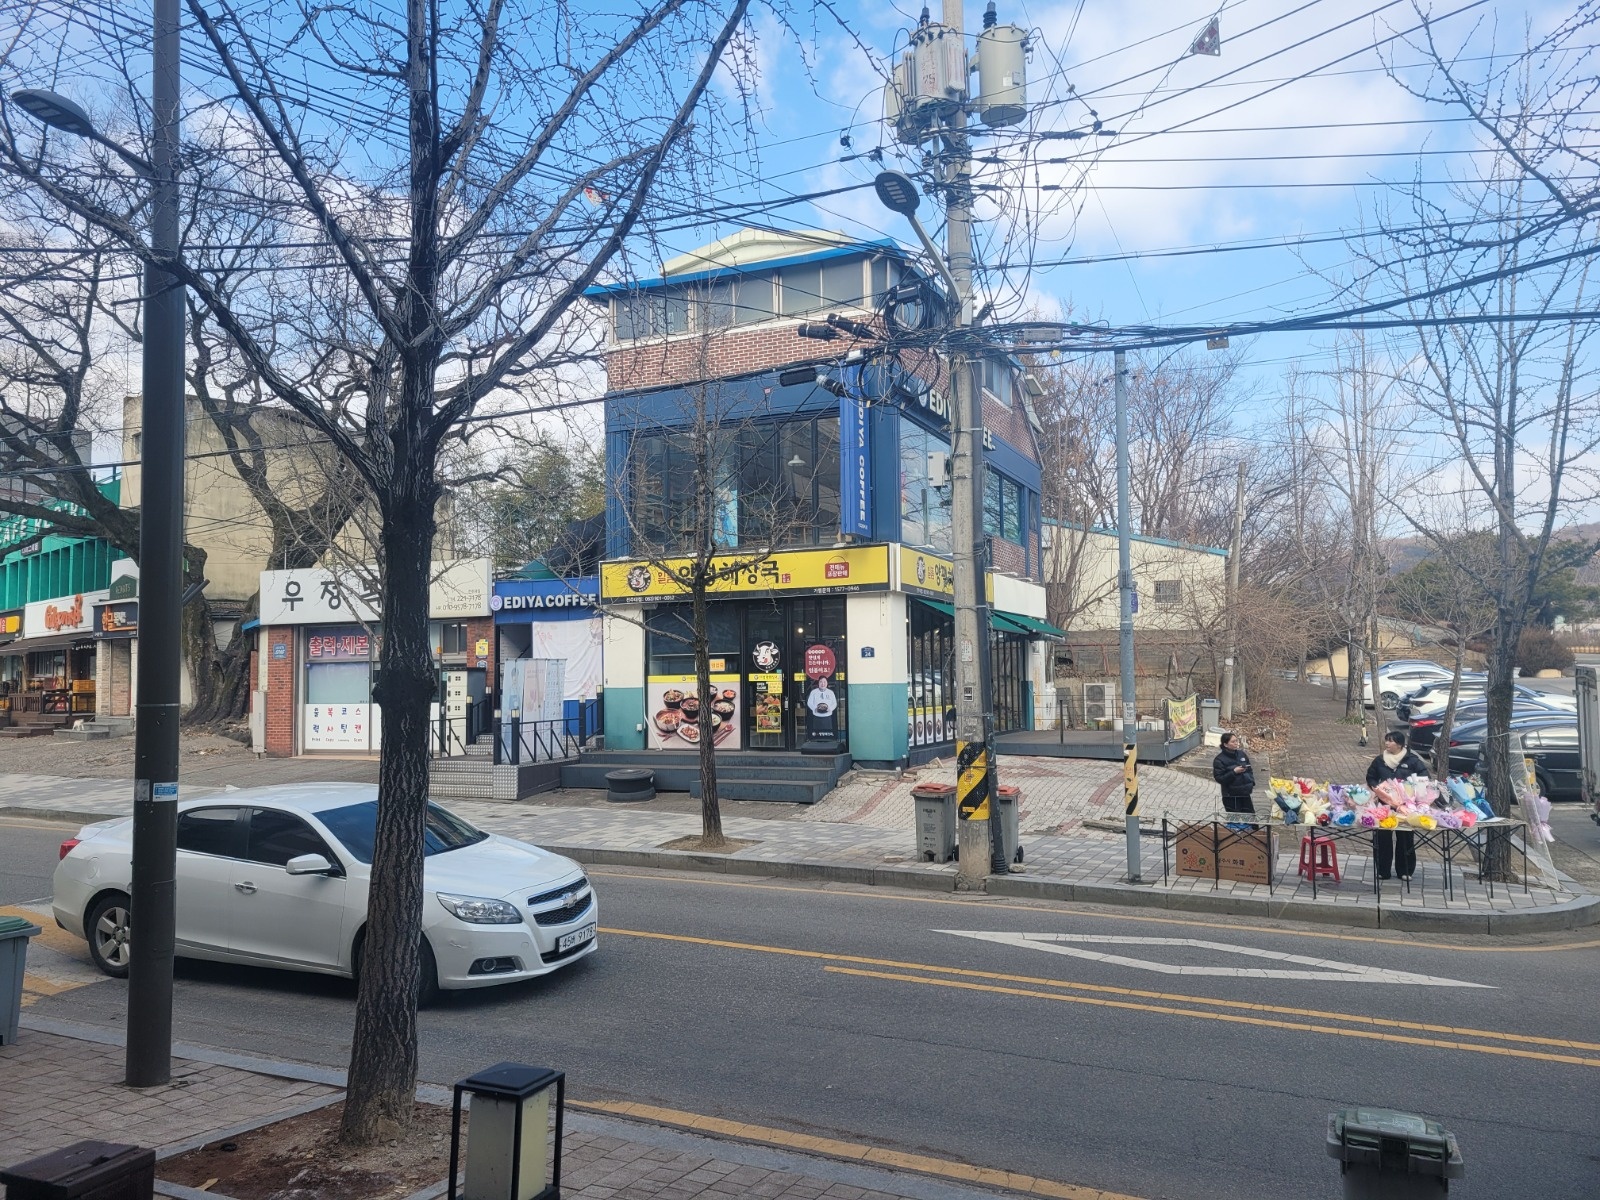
[741,596,847,752]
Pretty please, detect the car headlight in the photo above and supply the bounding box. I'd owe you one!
[436,893,523,924]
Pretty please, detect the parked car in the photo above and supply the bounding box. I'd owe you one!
[1395,675,1488,722]
[1363,661,1453,710]
[1401,680,1574,725]
[53,784,598,1002]
[1445,714,1575,777]
[1408,696,1575,753]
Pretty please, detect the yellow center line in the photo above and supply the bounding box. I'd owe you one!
[826,967,1600,1070]
[588,869,1600,953]
[600,926,1600,1053]
[568,1097,1146,1200]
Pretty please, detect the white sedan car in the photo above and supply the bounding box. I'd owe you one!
[52,783,597,1002]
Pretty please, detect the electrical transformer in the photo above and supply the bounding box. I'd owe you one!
[975,23,1027,127]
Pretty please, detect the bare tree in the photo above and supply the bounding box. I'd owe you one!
[1361,18,1600,875]
[1,0,758,1141]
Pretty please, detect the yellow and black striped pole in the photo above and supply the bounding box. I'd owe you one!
[957,739,990,821]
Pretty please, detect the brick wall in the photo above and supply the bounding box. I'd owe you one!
[264,627,295,756]
[465,616,496,684]
[607,323,838,392]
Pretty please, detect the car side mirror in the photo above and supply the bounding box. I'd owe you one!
[285,852,338,876]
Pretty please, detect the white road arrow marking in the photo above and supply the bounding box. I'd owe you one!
[936,931,1492,988]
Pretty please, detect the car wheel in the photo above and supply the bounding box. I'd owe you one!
[1536,770,1554,800]
[1381,691,1399,710]
[352,929,442,1008]
[86,892,132,978]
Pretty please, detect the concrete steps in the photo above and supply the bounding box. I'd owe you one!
[562,749,851,804]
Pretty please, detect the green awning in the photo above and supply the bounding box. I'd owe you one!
[998,611,1066,640]
[912,597,1062,639]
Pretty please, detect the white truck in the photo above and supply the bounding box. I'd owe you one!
[1576,663,1600,826]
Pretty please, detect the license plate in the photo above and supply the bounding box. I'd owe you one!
[557,925,595,953]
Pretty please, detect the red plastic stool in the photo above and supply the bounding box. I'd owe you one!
[1298,834,1341,883]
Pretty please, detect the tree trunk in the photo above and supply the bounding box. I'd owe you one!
[341,466,439,1144]
[691,580,725,846]
[1479,613,1520,881]
[1432,641,1466,779]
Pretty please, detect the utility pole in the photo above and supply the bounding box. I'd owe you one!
[1114,349,1139,882]
[127,0,184,1087]
[1220,460,1245,723]
[941,0,1007,886]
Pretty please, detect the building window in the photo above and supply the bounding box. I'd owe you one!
[980,358,1013,407]
[779,257,868,317]
[439,622,469,655]
[1153,579,1182,607]
[631,413,842,554]
[983,469,1026,546]
[700,274,774,329]
[613,288,691,340]
[899,423,952,553]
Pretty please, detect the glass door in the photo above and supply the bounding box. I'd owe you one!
[745,601,789,750]
[791,597,848,752]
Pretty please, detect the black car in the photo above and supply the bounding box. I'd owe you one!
[1466,725,1583,802]
[1446,714,1576,777]
[1408,697,1574,754]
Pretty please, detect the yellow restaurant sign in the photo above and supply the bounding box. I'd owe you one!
[897,546,994,602]
[602,545,891,603]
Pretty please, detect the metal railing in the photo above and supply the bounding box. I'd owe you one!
[431,700,486,759]
[493,700,601,765]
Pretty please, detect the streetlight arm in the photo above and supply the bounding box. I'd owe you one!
[902,211,964,315]
[83,128,155,179]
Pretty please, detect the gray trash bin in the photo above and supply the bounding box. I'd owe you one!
[1,914,41,1046]
[995,785,1023,865]
[1327,1107,1463,1198]
[912,784,956,863]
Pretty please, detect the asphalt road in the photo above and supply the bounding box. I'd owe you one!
[18,841,1600,1200]
[0,817,70,906]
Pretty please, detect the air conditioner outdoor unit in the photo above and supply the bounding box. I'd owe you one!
[1083,681,1115,723]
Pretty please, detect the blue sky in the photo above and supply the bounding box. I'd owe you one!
[642,0,1574,384]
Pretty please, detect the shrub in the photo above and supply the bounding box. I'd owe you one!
[1516,626,1574,674]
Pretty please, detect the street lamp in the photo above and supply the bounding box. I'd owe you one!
[10,1,185,1092]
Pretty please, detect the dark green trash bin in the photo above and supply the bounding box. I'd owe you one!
[1,913,41,1046]
[1327,1107,1464,1198]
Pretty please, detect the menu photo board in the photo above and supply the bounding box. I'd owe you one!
[646,676,742,751]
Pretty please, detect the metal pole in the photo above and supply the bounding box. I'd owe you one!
[1220,461,1245,722]
[944,0,1005,884]
[1114,350,1140,883]
[126,0,184,1088]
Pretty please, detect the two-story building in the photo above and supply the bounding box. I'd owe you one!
[588,229,1058,770]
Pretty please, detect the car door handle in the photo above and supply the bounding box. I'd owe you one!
[234,881,257,894]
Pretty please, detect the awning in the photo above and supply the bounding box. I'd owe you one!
[997,611,1066,640]
[912,598,1063,639]
[4,633,92,654]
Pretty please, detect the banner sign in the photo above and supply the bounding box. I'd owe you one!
[602,545,890,603]
[1166,694,1198,740]
[94,602,139,638]
[839,392,872,539]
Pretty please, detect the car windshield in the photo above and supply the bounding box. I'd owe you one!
[316,800,489,865]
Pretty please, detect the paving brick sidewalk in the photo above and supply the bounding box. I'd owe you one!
[1,1022,1060,1200]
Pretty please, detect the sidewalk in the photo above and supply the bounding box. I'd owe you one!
[2,1018,1113,1200]
[7,761,1595,933]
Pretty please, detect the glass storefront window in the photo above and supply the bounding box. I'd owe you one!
[0,654,20,693]
[25,650,65,691]
[632,414,843,553]
[899,423,952,553]
[908,600,955,749]
[306,661,370,704]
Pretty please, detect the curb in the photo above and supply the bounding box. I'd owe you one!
[553,844,1600,935]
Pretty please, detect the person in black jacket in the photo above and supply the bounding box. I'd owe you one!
[1366,730,1431,880]
[1212,732,1257,825]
